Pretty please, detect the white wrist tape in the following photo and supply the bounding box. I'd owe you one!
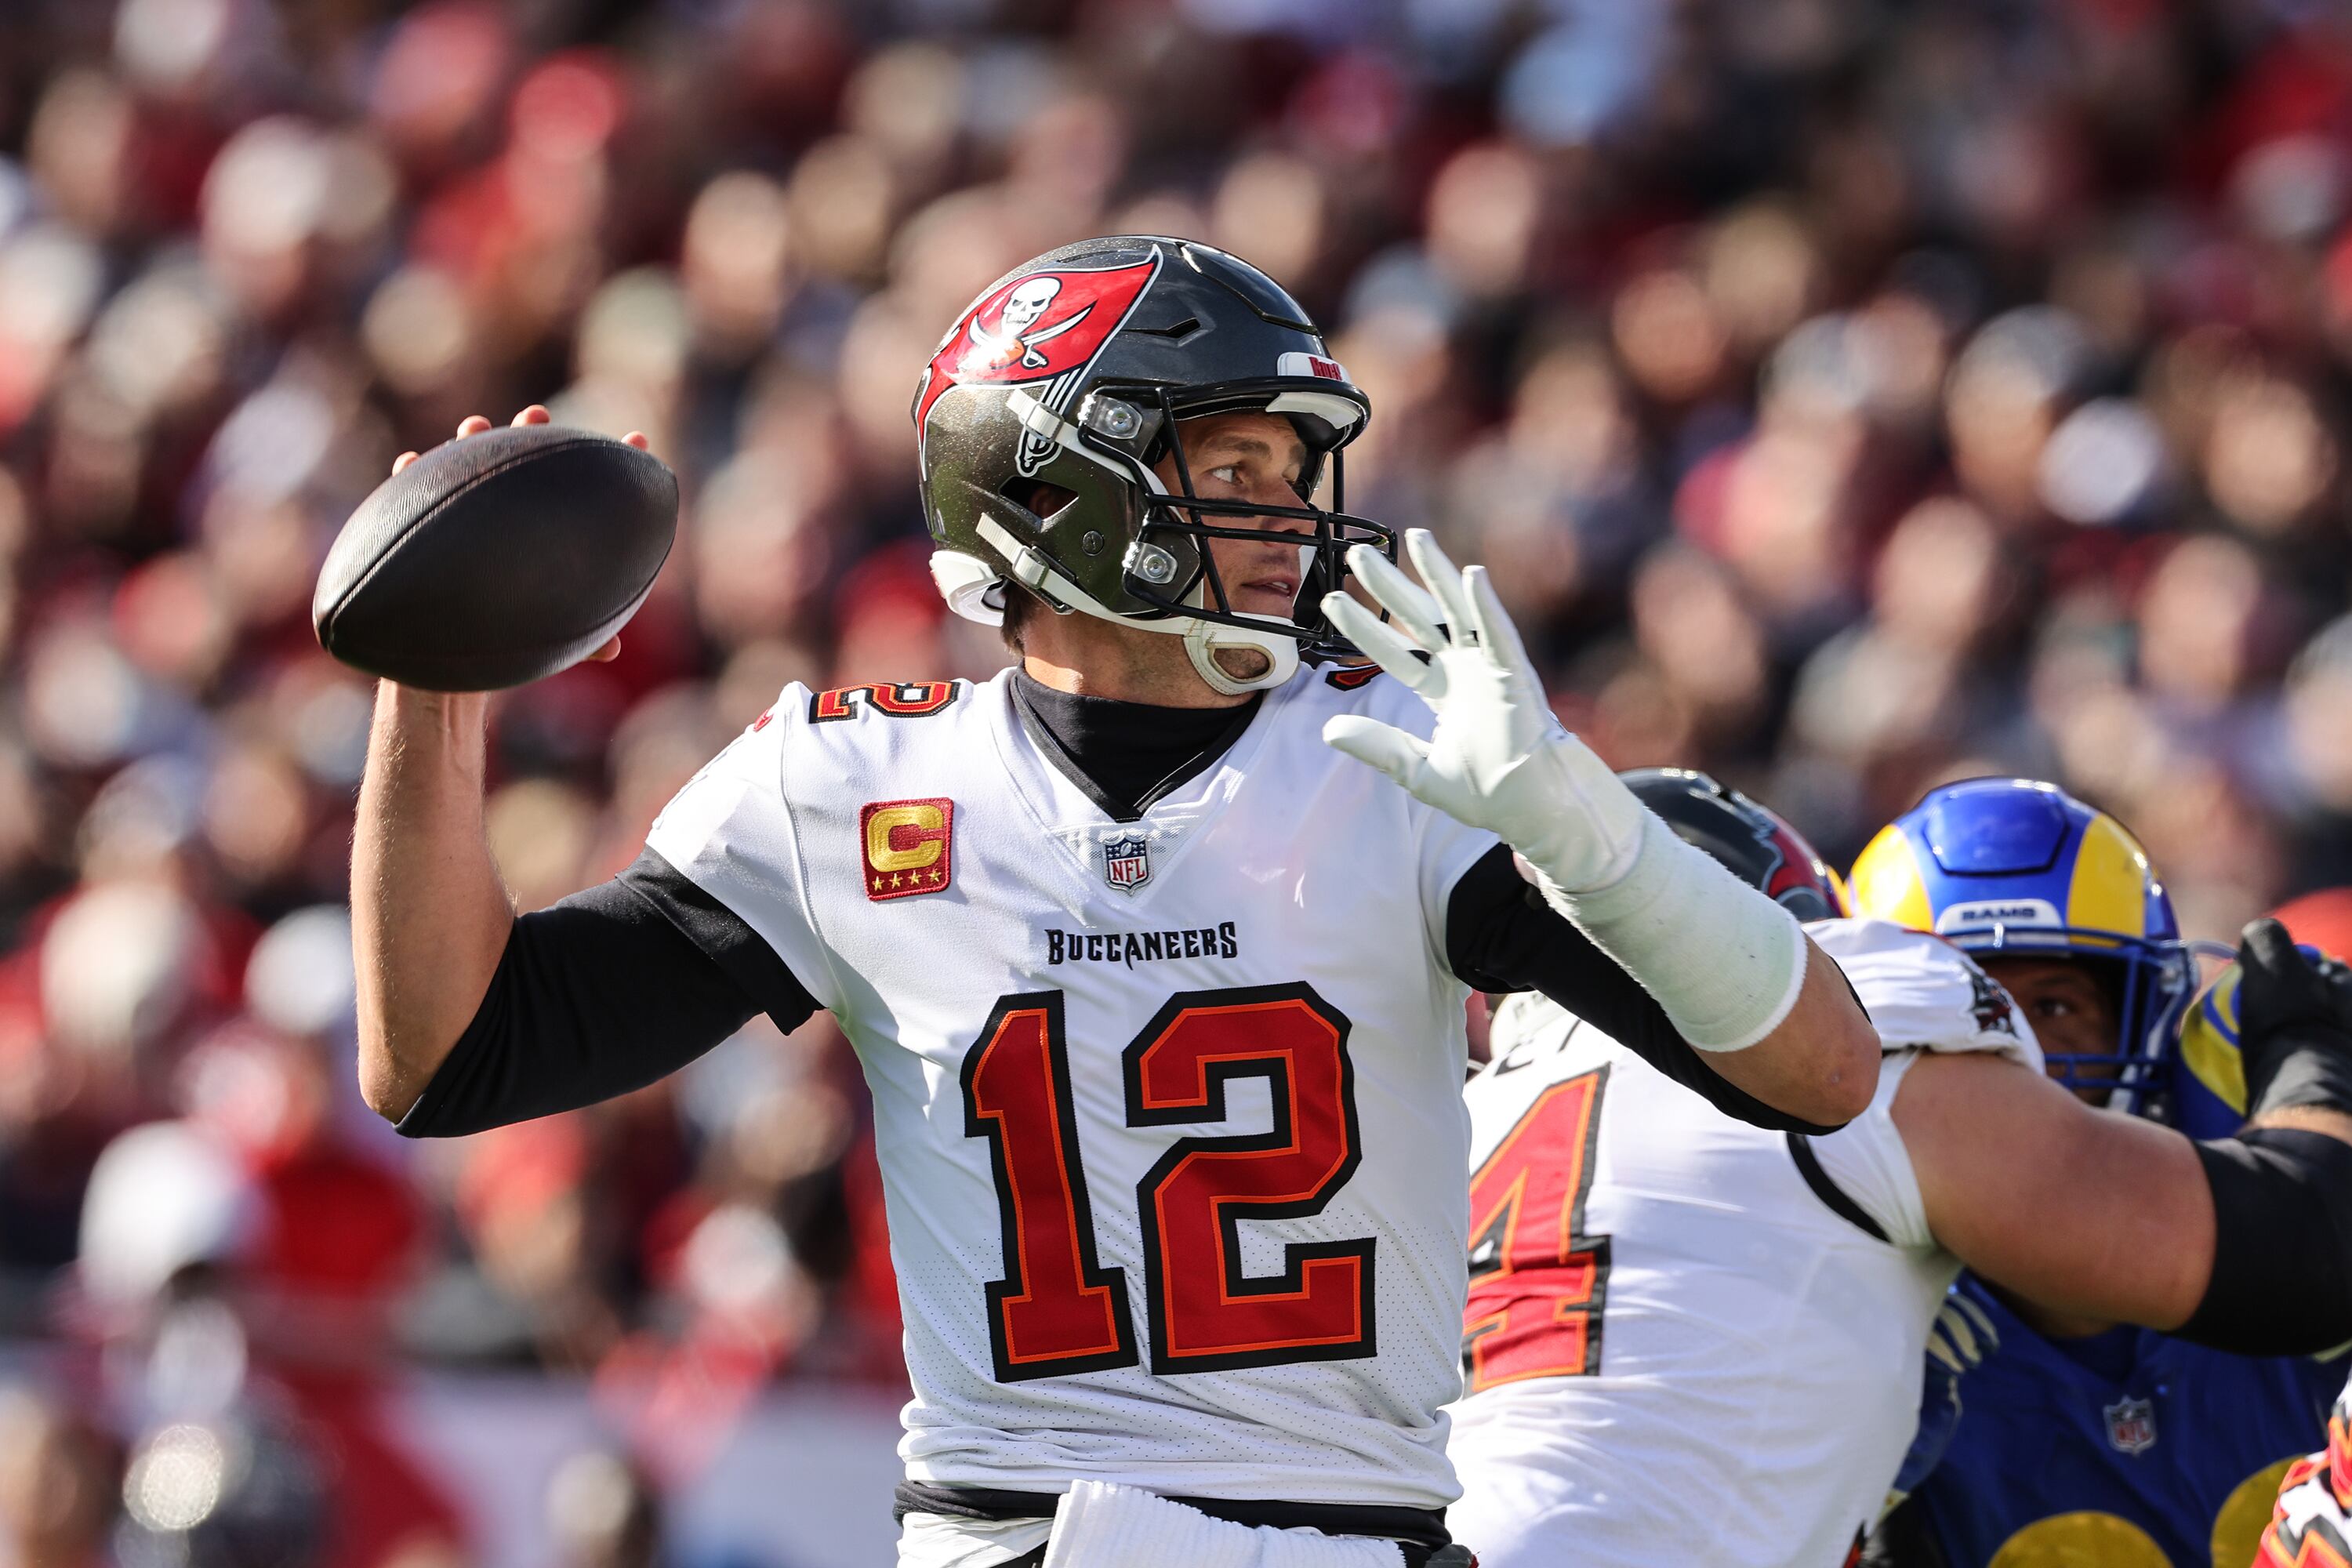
[1541,813,1809,1053]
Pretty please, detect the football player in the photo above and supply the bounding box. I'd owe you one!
[348,237,1879,1568]
[1853,793,2352,1568]
[2255,1370,2352,1567]
[1445,775,2352,1567]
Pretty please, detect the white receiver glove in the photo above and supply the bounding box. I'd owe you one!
[1322,530,1807,1053]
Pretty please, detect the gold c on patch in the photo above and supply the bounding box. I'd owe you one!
[861,798,954,902]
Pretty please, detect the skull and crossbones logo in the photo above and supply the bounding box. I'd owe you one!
[969,276,1089,370]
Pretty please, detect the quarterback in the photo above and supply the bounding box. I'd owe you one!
[1446,777,2352,1567]
[350,237,1875,1568]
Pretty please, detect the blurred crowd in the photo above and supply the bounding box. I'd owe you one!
[3,0,2352,1559]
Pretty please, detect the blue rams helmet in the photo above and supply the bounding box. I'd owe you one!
[2176,963,2252,1138]
[2173,933,2340,1138]
[1848,778,2197,1116]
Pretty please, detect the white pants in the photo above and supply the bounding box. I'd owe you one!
[897,1484,1410,1568]
[898,1510,1053,1568]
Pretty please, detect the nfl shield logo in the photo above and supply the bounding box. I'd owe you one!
[1103,836,1151,893]
[2103,1396,2157,1456]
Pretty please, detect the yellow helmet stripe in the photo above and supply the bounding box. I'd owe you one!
[2178,966,2249,1116]
[1849,826,1935,932]
[2066,814,2155,940]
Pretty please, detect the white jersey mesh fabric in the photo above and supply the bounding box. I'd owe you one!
[1446,918,2038,1567]
[648,666,1498,1508]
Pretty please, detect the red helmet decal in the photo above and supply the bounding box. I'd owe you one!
[913,257,1162,429]
[1288,352,1346,381]
[1769,822,1835,907]
[1762,830,1819,907]
[1738,800,1835,913]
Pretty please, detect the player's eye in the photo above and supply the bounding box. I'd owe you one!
[1206,464,1242,485]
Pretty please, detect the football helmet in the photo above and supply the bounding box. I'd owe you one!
[1621,768,1849,922]
[2271,887,2352,967]
[1849,779,2196,1115]
[2176,960,2252,1138]
[914,234,1393,695]
[2255,1370,2352,1568]
[2174,925,2343,1138]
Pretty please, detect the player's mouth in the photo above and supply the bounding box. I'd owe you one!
[1220,539,1307,613]
[1202,528,1312,619]
[1230,569,1298,617]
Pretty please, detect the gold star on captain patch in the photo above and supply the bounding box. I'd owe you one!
[890,872,904,888]
[930,867,944,883]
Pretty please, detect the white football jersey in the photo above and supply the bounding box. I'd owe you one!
[647,666,1497,1507]
[1446,918,2042,1568]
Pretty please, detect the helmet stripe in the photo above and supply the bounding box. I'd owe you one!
[1849,826,1935,932]
[2177,965,2249,1116]
[2065,814,2154,940]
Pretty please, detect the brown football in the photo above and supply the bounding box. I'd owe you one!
[313,425,677,691]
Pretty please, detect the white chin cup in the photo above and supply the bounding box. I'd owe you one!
[1181,571,1300,695]
[1183,615,1299,695]
[930,549,1005,626]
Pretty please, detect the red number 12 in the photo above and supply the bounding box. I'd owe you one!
[960,984,1370,1382]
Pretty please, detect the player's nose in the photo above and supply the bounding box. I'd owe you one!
[1236,477,1312,534]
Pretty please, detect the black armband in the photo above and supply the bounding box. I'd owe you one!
[2180,1127,2352,1355]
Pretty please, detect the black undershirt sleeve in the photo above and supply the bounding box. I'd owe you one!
[395,848,822,1139]
[2181,1127,2352,1355]
[1444,843,1842,1136]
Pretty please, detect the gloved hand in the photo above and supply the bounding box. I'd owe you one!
[1322,530,1808,1055]
[2235,918,2352,1117]
[1320,530,1648,896]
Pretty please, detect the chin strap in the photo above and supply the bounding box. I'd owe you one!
[967,519,1298,694]
[1183,614,1298,696]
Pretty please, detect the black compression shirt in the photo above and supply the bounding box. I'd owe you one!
[1011,672,1261,821]
[397,681,1838,1140]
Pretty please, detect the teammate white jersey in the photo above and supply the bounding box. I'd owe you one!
[647,665,1496,1507]
[1446,917,2041,1567]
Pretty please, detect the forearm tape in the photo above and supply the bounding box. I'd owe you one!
[2249,1024,2352,1120]
[2182,1128,2352,1355]
[1544,815,1809,1053]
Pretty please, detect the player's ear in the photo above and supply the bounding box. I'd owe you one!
[1000,583,1044,652]
[1003,478,1077,520]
